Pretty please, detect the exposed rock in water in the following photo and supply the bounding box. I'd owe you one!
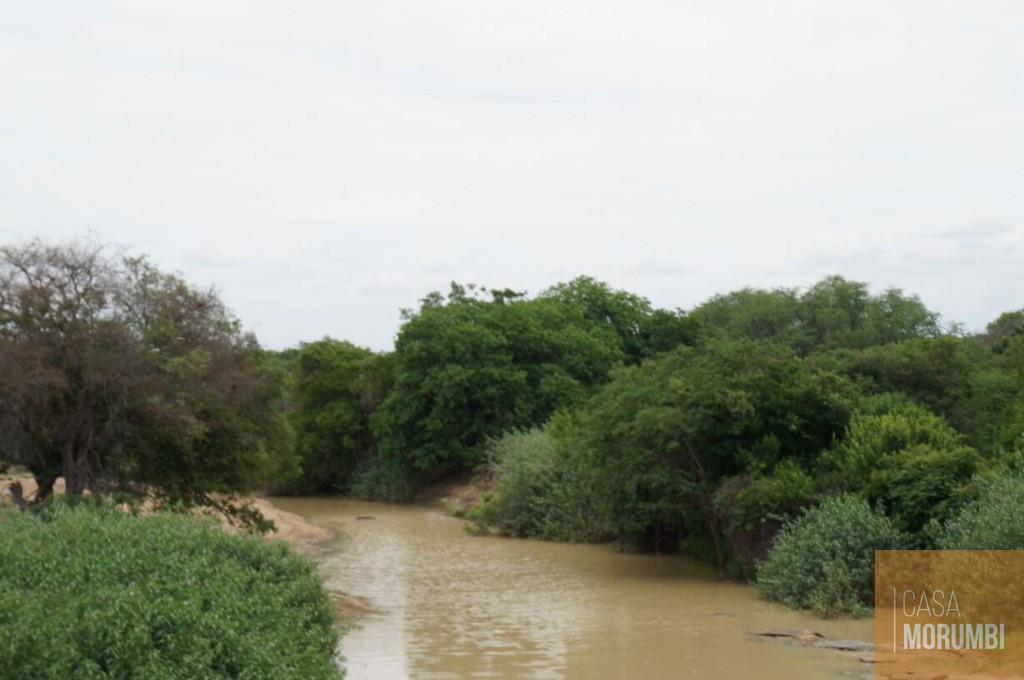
[750,629,875,664]
[749,629,828,644]
[813,639,875,653]
[356,515,376,520]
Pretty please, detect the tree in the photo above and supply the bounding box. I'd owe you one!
[798,276,941,349]
[694,286,805,346]
[374,281,628,476]
[286,339,389,493]
[580,339,854,567]
[818,396,981,537]
[981,309,1024,352]
[693,275,942,354]
[0,239,291,502]
[540,276,655,362]
[820,336,1018,454]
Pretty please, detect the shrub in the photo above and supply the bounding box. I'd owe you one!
[756,495,906,617]
[346,454,416,502]
[0,502,341,679]
[819,397,963,492]
[715,461,815,577]
[475,424,609,542]
[939,473,1024,549]
[865,443,980,538]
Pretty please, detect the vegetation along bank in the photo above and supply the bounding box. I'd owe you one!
[4,236,1024,678]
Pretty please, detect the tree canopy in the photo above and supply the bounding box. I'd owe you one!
[372,278,680,478]
[0,239,291,502]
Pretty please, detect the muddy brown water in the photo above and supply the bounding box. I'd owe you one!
[270,498,873,680]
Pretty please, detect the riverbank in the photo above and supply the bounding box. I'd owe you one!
[246,494,380,621]
[1,474,374,623]
[0,474,332,547]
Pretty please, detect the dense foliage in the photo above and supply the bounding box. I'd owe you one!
[468,421,608,543]
[282,339,391,493]
[0,502,341,679]
[0,240,293,503]
[14,238,1012,620]
[371,279,693,479]
[754,495,906,616]
[938,471,1024,549]
[694,275,941,353]
[260,269,1024,617]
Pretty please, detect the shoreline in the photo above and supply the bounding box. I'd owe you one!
[243,494,381,622]
[1,475,375,623]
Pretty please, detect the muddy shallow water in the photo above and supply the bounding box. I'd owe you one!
[270,497,873,680]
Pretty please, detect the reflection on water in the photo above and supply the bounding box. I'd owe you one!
[270,498,872,680]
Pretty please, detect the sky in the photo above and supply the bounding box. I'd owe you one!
[3,1,1023,351]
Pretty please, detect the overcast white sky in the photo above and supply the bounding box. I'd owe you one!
[3,1,1023,350]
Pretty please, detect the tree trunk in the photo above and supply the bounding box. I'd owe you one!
[8,481,27,511]
[704,500,727,571]
[683,439,728,571]
[62,442,91,495]
[30,468,59,503]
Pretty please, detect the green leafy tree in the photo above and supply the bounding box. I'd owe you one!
[798,276,941,350]
[714,461,815,577]
[286,339,390,493]
[819,396,981,537]
[836,336,1016,452]
[540,276,656,362]
[981,309,1024,352]
[374,281,630,476]
[694,275,941,354]
[694,286,805,346]
[470,414,609,542]
[580,339,854,567]
[819,396,963,486]
[0,239,292,502]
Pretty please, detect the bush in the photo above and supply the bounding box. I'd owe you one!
[819,396,963,492]
[346,454,416,502]
[755,495,906,617]
[0,502,341,679]
[865,443,980,539]
[715,461,815,577]
[473,424,609,542]
[939,473,1024,549]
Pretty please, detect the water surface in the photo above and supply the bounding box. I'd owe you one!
[271,497,872,680]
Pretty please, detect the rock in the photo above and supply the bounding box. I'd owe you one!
[355,515,376,520]
[749,629,828,644]
[813,639,875,653]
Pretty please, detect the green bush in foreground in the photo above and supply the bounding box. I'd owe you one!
[755,495,906,617]
[0,502,341,680]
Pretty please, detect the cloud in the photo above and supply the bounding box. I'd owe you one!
[625,248,690,277]
[3,1,1024,348]
[930,221,1017,240]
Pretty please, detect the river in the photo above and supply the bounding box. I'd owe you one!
[270,497,873,680]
